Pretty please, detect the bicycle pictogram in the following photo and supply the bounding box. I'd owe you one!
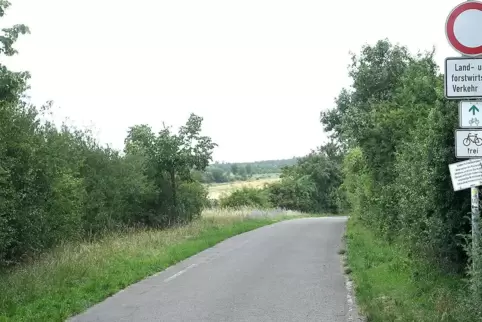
[463,132,482,146]
[469,117,480,126]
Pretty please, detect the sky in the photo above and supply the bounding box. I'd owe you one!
[1,0,467,162]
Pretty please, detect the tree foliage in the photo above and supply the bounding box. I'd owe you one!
[219,187,271,209]
[322,39,468,272]
[0,5,216,266]
[124,115,216,225]
[203,158,298,183]
[266,142,345,214]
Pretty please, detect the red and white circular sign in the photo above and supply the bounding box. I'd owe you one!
[446,1,482,56]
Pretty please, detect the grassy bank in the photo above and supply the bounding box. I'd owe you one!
[346,218,477,322]
[0,212,283,322]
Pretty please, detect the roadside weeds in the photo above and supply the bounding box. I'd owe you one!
[345,217,476,322]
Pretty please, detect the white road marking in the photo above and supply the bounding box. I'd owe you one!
[163,239,252,283]
[164,263,198,283]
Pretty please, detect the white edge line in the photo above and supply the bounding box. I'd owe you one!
[341,224,366,322]
[164,263,198,283]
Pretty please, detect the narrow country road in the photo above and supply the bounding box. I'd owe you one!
[69,217,358,322]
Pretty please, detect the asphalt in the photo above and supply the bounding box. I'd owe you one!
[68,216,355,322]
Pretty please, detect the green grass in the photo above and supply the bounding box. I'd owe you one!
[346,217,477,322]
[0,215,281,322]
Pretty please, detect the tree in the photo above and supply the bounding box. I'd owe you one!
[267,143,345,214]
[210,168,228,183]
[156,114,216,222]
[237,165,247,178]
[245,164,252,177]
[124,124,155,156]
[0,1,30,104]
[231,163,238,175]
[125,114,217,224]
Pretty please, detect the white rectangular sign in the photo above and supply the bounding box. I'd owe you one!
[459,101,482,128]
[445,57,482,99]
[456,130,482,158]
[449,158,482,191]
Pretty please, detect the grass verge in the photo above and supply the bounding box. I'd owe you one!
[346,217,476,322]
[0,215,281,322]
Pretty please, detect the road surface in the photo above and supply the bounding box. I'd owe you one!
[69,216,360,322]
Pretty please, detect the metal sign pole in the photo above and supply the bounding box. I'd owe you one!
[446,0,482,296]
[466,0,481,284]
[472,186,480,273]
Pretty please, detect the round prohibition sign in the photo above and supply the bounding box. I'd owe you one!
[446,1,482,56]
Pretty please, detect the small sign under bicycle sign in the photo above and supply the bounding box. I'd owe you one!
[459,101,482,128]
[456,129,482,158]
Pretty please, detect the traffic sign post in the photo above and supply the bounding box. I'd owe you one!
[459,101,482,128]
[445,0,482,287]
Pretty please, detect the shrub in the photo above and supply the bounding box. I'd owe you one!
[219,187,271,208]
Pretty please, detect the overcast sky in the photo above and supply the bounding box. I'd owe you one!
[2,0,466,162]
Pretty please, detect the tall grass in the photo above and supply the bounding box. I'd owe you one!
[202,206,305,218]
[346,218,476,322]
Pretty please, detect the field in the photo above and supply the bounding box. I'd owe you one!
[206,176,280,199]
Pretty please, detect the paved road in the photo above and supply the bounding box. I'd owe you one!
[69,216,356,322]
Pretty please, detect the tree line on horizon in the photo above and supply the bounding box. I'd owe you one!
[200,158,299,183]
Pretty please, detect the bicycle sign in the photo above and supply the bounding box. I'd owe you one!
[459,101,482,128]
[456,129,482,158]
[463,133,482,146]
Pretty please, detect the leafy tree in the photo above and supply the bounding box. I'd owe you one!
[245,164,252,177]
[0,1,30,104]
[125,114,216,224]
[268,176,317,212]
[157,114,216,222]
[237,166,246,177]
[267,142,345,214]
[210,168,229,183]
[231,164,238,175]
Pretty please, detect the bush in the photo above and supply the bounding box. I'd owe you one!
[268,176,317,213]
[219,187,271,208]
[266,144,345,214]
[0,105,216,266]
